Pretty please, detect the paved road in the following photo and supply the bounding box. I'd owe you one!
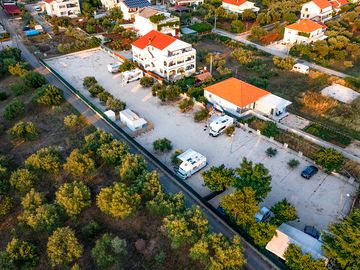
[213,28,351,79]
[24,4,53,34]
[0,9,281,270]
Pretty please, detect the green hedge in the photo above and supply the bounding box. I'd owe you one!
[304,123,351,147]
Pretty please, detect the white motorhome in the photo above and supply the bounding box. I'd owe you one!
[121,69,143,83]
[107,62,122,73]
[292,63,310,74]
[209,115,234,137]
[175,149,207,179]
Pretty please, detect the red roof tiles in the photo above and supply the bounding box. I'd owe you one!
[132,30,177,50]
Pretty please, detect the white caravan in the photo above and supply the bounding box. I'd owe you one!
[107,62,122,73]
[175,149,207,179]
[209,115,234,137]
[121,69,143,83]
[292,63,309,74]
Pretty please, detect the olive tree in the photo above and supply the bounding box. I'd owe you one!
[270,199,298,226]
[97,140,129,165]
[33,84,64,106]
[7,121,38,141]
[248,222,277,246]
[63,149,95,178]
[313,148,344,173]
[21,188,43,211]
[96,182,141,219]
[83,129,113,153]
[91,233,127,268]
[47,227,83,267]
[19,203,60,232]
[6,238,38,269]
[55,181,91,217]
[3,99,25,120]
[25,146,62,174]
[118,154,147,183]
[202,164,235,192]
[22,71,46,88]
[10,168,38,193]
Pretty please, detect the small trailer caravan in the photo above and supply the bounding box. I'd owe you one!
[175,149,207,179]
[209,115,234,137]
[107,62,122,73]
[292,63,309,74]
[121,69,143,83]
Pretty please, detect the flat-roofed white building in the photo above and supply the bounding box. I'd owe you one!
[131,30,196,81]
[44,0,80,17]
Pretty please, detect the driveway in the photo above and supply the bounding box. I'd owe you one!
[44,48,358,231]
[25,4,53,34]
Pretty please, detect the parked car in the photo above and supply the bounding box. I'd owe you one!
[301,165,318,179]
[216,206,226,217]
[23,26,31,31]
[304,225,320,239]
[255,207,273,222]
[34,5,41,11]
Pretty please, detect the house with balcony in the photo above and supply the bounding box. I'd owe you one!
[283,19,327,44]
[134,7,180,36]
[222,0,260,14]
[300,0,333,22]
[169,0,204,6]
[118,0,151,20]
[44,0,80,17]
[329,0,348,11]
[131,30,196,81]
[204,78,292,120]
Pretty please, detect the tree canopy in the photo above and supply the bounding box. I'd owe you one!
[248,222,277,246]
[284,244,327,270]
[220,187,259,226]
[202,164,235,192]
[234,158,272,202]
[270,199,298,226]
[63,149,95,178]
[322,209,360,270]
[25,146,62,174]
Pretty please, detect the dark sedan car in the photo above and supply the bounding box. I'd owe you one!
[301,165,318,179]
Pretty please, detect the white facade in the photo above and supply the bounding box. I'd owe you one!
[283,25,327,44]
[134,8,180,36]
[44,0,80,17]
[120,109,147,131]
[222,0,260,14]
[100,0,119,10]
[132,32,196,81]
[169,0,204,6]
[300,1,333,22]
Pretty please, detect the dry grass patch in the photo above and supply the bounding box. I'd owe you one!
[300,91,338,115]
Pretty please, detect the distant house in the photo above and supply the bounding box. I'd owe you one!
[118,0,151,20]
[204,78,291,120]
[329,0,348,11]
[283,19,327,44]
[222,0,260,14]
[300,0,333,22]
[2,3,21,15]
[169,0,204,6]
[131,30,196,81]
[44,0,80,17]
[100,0,119,10]
[134,7,180,36]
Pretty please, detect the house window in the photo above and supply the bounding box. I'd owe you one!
[209,94,212,98]
[305,8,308,11]
[236,107,241,113]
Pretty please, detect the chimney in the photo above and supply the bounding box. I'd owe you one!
[148,38,152,46]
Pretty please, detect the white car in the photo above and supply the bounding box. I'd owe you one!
[34,5,41,12]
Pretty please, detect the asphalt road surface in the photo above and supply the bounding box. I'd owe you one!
[0,9,281,270]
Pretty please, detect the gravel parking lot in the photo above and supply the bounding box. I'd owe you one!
[45,49,358,231]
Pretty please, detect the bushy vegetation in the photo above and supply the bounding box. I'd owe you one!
[140,76,154,87]
[88,84,105,97]
[33,84,64,106]
[63,149,95,178]
[7,121,38,141]
[3,98,25,120]
[287,159,300,169]
[10,168,38,193]
[193,108,209,122]
[273,56,294,70]
[118,60,136,72]
[64,114,84,129]
[106,97,126,112]
[22,71,46,88]
[313,147,344,173]
[179,98,194,113]
[153,138,173,152]
[266,147,278,157]
[83,76,97,89]
[304,123,351,147]
[260,121,280,138]
[189,22,212,33]
[25,147,61,174]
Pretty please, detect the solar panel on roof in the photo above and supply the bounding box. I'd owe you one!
[124,0,151,8]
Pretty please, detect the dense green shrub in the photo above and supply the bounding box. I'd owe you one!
[7,121,38,141]
[64,114,84,129]
[0,196,12,216]
[313,148,344,173]
[225,125,235,136]
[98,91,113,103]
[106,97,126,112]
[63,149,95,178]
[193,108,209,122]
[6,238,38,269]
[140,76,154,87]
[179,98,194,113]
[3,98,25,120]
[273,56,294,70]
[287,159,300,169]
[33,84,64,106]
[83,76,97,89]
[189,22,212,33]
[0,92,7,101]
[88,84,105,97]
[8,62,29,77]
[260,121,280,138]
[153,138,173,152]
[118,60,136,72]
[266,147,278,157]
[22,71,46,88]
[10,83,27,96]
[18,203,60,231]
[81,220,100,239]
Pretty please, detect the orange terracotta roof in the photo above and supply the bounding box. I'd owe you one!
[222,0,247,6]
[204,78,269,107]
[195,71,212,82]
[286,19,323,33]
[329,0,348,8]
[131,30,177,50]
[44,0,53,3]
[312,0,332,9]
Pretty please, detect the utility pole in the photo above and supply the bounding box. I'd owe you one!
[209,54,213,74]
[214,13,217,30]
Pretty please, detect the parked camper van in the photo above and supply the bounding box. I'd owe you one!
[209,115,234,137]
[175,149,207,179]
[292,63,309,74]
[107,62,122,73]
[121,69,143,83]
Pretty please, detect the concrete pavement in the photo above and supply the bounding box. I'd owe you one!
[0,9,281,270]
[213,28,351,79]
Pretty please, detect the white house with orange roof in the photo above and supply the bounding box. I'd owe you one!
[44,0,80,17]
[204,78,292,120]
[283,19,327,44]
[329,0,348,11]
[131,30,196,81]
[222,0,259,14]
[300,0,333,22]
